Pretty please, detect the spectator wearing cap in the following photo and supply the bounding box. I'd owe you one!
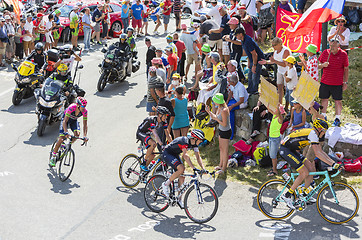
[206,0,222,26]
[283,55,298,111]
[234,27,264,94]
[44,14,55,50]
[150,57,166,83]
[171,85,189,138]
[53,9,62,47]
[328,16,350,50]
[14,18,26,61]
[69,6,81,49]
[237,5,254,39]
[298,44,319,82]
[140,0,150,36]
[165,46,178,86]
[190,44,212,90]
[259,37,291,105]
[4,14,15,62]
[167,73,186,99]
[288,100,307,131]
[82,8,92,51]
[166,35,177,55]
[0,17,8,67]
[33,13,45,44]
[180,24,201,82]
[155,47,168,67]
[256,0,274,44]
[23,15,34,56]
[209,5,231,64]
[155,81,176,135]
[239,0,257,16]
[121,0,131,33]
[173,33,186,81]
[161,0,173,34]
[131,0,144,36]
[92,4,105,45]
[199,15,223,61]
[226,72,248,139]
[318,38,349,127]
[147,66,164,116]
[145,37,156,77]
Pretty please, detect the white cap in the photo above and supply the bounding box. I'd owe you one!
[229,60,238,68]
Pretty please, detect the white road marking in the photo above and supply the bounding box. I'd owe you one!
[259,232,275,238]
[0,171,14,177]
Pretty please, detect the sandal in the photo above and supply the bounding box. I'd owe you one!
[214,166,222,171]
[216,170,225,175]
[267,169,277,177]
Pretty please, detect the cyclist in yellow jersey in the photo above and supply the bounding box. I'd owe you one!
[279,118,341,209]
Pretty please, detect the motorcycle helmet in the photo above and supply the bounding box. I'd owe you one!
[127,27,134,33]
[76,96,87,108]
[156,106,170,116]
[35,42,44,52]
[120,33,127,43]
[57,63,68,76]
[190,129,205,141]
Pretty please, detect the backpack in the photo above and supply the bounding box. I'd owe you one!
[251,15,259,31]
[219,75,229,101]
[253,146,269,165]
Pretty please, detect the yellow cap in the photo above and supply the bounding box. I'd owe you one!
[57,63,68,72]
[160,2,164,7]
[172,73,180,79]
[283,56,296,64]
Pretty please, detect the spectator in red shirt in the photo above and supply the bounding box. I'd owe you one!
[173,33,186,81]
[165,45,177,86]
[318,38,349,127]
[162,0,173,34]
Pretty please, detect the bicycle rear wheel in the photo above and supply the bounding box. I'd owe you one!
[119,154,142,188]
[58,149,75,182]
[257,179,296,220]
[317,182,359,224]
[150,159,170,177]
[144,174,170,213]
[184,183,218,224]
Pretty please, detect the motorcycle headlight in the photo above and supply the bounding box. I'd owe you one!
[105,58,112,63]
[19,77,31,84]
[39,97,57,108]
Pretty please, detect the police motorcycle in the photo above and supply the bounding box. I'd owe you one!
[11,60,44,105]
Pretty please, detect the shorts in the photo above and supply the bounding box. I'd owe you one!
[279,145,306,171]
[132,19,142,28]
[162,150,183,171]
[59,118,80,136]
[143,17,148,22]
[319,82,343,101]
[70,28,79,37]
[208,39,222,50]
[222,41,230,55]
[94,22,101,32]
[277,72,286,85]
[269,136,281,159]
[136,130,152,148]
[260,23,272,30]
[23,40,31,50]
[0,42,6,55]
[146,101,157,112]
[219,129,232,139]
[150,15,158,23]
[45,34,54,43]
[187,53,199,65]
[163,14,170,25]
[6,37,14,52]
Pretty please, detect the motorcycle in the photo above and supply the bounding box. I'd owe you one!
[11,60,44,105]
[34,78,67,137]
[97,43,140,92]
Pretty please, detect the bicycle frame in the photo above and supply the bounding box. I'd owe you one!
[280,170,342,205]
[170,172,205,205]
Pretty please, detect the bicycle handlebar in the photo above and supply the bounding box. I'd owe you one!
[63,133,88,146]
[193,169,216,180]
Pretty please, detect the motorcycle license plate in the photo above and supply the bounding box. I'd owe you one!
[31,79,38,85]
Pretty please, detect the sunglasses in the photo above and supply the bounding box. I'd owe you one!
[80,105,85,108]
[336,20,345,23]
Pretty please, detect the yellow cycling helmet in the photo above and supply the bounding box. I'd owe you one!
[313,118,330,131]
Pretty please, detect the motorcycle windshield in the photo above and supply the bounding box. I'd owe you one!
[41,78,64,101]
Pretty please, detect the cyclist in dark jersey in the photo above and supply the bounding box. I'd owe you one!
[136,106,172,171]
[280,118,341,209]
[161,129,206,207]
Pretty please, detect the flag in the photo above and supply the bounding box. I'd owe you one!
[276,8,322,53]
[285,0,345,38]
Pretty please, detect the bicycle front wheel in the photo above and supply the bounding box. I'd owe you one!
[144,174,170,213]
[257,179,296,220]
[58,149,75,182]
[119,154,142,188]
[317,182,359,224]
[184,183,218,224]
[150,160,169,177]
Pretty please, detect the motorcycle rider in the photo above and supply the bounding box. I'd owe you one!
[26,42,48,76]
[49,63,76,104]
[54,44,81,74]
[118,33,133,77]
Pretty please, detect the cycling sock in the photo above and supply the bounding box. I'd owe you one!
[285,189,294,198]
[165,179,171,186]
[52,151,56,155]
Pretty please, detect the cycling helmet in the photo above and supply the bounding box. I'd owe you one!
[120,33,127,42]
[156,106,170,116]
[127,27,134,33]
[313,118,329,131]
[57,63,68,76]
[35,42,44,51]
[76,96,87,108]
[190,129,205,140]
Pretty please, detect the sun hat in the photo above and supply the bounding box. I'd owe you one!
[151,58,162,64]
[229,60,238,68]
[36,13,43,18]
[227,17,239,25]
[54,9,61,14]
[212,93,225,105]
[166,35,173,40]
[172,73,181,79]
[238,5,246,10]
[283,55,296,64]
[149,66,157,73]
[164,46,173,52]
[313,101,321,111]
[4,15,10,20]
[155,47,162,52]
[192,22,200,28]
[334,15,346,25]
[201,44,211,53]
[218,5,227,11]
[305,44,317,54]
[181,23,187,30]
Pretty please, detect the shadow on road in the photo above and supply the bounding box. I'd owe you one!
[116,186,145,209]
[47,168,81,194]
[23,125,59,147]
[213,178,227,197]
[1,98,36,115]
[94,81,137,98]
[136,97,146,109]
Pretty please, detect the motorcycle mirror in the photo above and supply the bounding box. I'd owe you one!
[101,48,107,53]
[11,63,17,72]
[78,65,84,69]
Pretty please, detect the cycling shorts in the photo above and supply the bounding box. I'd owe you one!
[59,118,80,136]
[279,145,306,171]
[70,28,79,37]
[162,150,183,171]
[136,130,153,149]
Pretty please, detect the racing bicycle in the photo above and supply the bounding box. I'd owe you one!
[49,135,87,182]
[257,169,359,224]
[144,169,218,224]
[119,141,170,188]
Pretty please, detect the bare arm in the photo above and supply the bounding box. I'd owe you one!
[312,144,335,166]
[83,119,88,138]
[151,128,163,146]
[182,149,195,169]
[194,151,205,169]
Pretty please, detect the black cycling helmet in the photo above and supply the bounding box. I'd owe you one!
[156,106,171,116]
[313,118,329,131]
[127,27,134,33]
[35,42,44,51]
[190,129,205,140]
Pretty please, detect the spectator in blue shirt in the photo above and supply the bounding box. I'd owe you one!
[234,26,264,94]
[131,0,144,36]
[121,0,130,33]
[82,8,92,51]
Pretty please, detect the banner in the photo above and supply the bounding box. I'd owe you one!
[194,103,214,142]
[5,0,20,22]
[291,71,320,110]
[259,77,278,113]
[276,8,322,53]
